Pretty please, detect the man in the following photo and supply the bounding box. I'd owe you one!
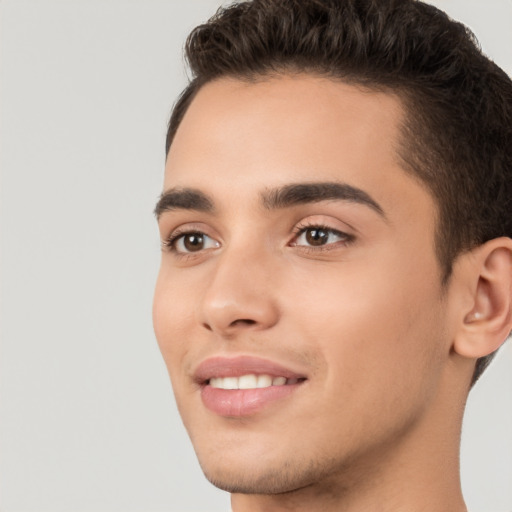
[153,1,512,510]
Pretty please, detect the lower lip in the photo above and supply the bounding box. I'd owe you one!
[201,383,302,417]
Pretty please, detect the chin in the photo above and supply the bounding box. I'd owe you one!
[202,465,310,495]
[198,451,341,496]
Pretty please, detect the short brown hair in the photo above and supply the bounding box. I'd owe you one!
[166,0,512,383]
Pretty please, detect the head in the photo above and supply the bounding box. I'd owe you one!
[165,0,512,384]
[153,0,512,504]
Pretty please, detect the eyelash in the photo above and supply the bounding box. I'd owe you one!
[291,223,355,251]
[162,223,355,256]
[162,228,213,253]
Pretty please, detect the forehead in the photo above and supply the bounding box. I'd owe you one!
[164,75,429,223]
[166,75,403,180]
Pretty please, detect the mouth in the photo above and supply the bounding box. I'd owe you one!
[194,356,308,417]
[208,374,305,389]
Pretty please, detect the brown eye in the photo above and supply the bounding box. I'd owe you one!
[170,231,220,254]
[293,225,350,248]
[305,228,329,246]
[183,233,205,252]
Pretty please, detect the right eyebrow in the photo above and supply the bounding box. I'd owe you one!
[261,181,386,217]
[154,188,215,219]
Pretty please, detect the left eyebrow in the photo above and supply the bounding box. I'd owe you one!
[261,182,385,217]
[154,188,215,219]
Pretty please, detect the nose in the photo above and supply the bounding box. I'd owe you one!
[198,247,280,337]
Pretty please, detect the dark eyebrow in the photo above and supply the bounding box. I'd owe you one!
[261,182,385,217]
[154,188,215,219]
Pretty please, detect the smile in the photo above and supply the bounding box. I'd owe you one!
[195,356,308,416]
[209,374,302,389]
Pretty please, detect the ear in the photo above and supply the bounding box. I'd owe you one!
[453,237,512,359]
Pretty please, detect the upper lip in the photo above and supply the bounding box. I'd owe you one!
[193,355,308,384]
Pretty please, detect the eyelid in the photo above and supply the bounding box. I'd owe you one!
[161,223,221,254]
[173,232,220,253]
[289,219,356,249]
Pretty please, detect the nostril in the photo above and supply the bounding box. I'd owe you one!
[230,319,257,327]
[202,323,213,331]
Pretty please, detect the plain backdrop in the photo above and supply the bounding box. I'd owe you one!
[1,1,511,511]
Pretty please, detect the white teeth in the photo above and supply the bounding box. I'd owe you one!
[209,377,238,389]
[238,374,258,389]
[256,375,273,388]
[272,376,286,386]
[208,374,293,389]
[222,377,239,389]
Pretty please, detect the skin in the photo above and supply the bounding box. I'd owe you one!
[153,75,511,511]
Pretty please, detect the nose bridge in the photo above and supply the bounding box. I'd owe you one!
[199,240,279,334]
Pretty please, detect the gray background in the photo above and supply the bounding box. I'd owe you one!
[0,1,511,511]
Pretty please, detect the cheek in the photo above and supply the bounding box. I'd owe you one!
[283,253,445,398]
[153,274,202,426]
[153,268,195,373]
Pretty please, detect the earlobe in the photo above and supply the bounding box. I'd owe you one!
[454,238,512,359]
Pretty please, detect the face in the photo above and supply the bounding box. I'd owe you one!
[153,76,450,495]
